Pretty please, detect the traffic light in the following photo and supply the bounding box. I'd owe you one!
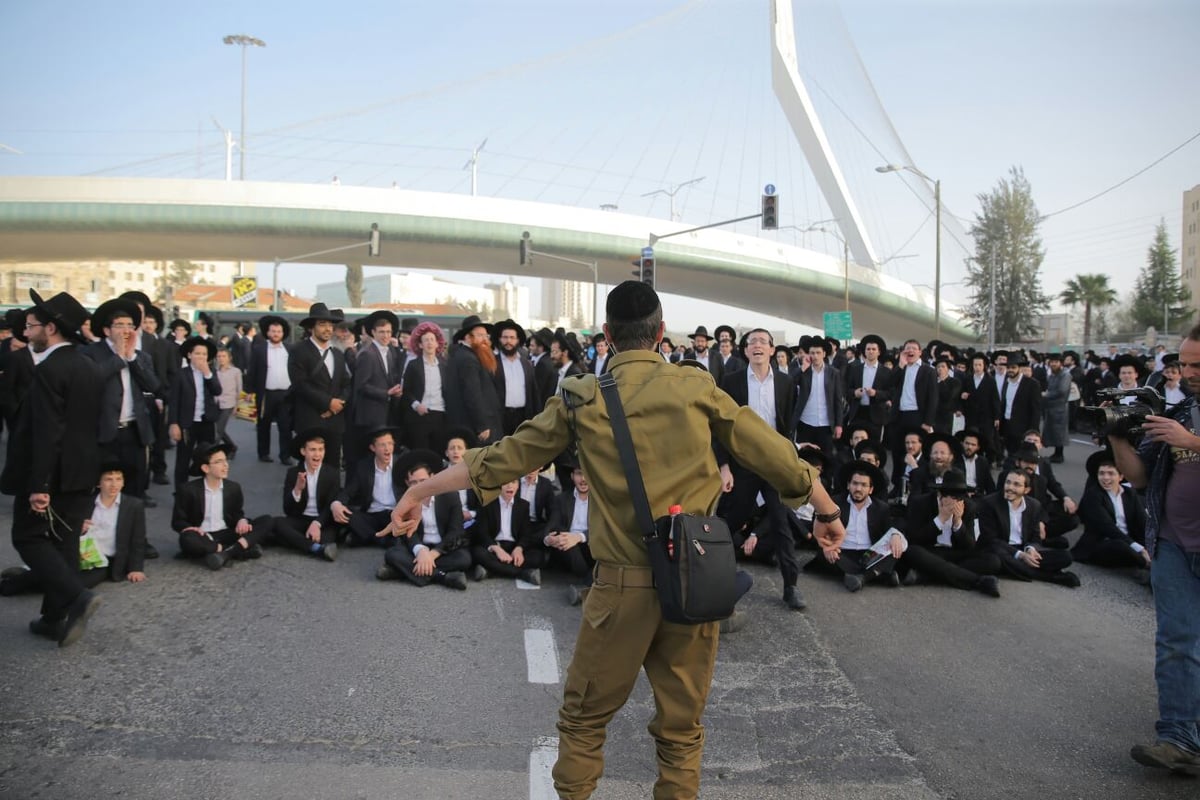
[368,223,381,257]
[761,193,779,230]
[519,231,531,266]
[630,256,642,279]
[640,255,655,287]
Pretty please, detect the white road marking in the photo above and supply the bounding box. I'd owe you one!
[524,628,560,684]
[516,577,540,590]
[529,736,559,800]
[1071,438,1101,447]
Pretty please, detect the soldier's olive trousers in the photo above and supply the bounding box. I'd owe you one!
[553,565,719,800]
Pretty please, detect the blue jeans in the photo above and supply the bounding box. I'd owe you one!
[1151,539,1200,752]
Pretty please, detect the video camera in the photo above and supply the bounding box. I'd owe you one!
[1080,387,1165,439]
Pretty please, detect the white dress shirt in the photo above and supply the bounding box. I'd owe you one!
[265,342,290,390]
[860,362,878,406]
[569,490,589,541]
[746,368,776,427]
[495,497,516,543]
[501,354,526,408]
[89,495,121,558]
[899,364,920,411]
[202,480,226,533]
[1007,498,1027,547]
[800,367,830,427]
[367,459,397,513]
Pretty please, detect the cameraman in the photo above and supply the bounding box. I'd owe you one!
[1111,325,1200,776]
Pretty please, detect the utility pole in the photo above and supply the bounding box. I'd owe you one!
[463,138,488,196]
[223,34,266,180]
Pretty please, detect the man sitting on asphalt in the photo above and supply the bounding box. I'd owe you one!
[899,470,1002,597]
[470,478,544,585]
[978,467,1080,587]
[331,426,406,547]
[172,442,273,570]
[1072,450,1150,584]
[271,429,341,562]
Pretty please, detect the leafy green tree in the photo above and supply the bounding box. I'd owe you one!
[963,167,1049,341]
[345,264,364,307]
[1130,221,1191,335]
[1059,273,1118,346]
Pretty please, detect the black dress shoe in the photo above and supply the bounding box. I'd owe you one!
[205,550,232,571]
[441,571,468,590]
[152,473,170,486]
[59,590,102,648]
[783,585,807,611]
[975,575,1001,597]
[29,617,65,640]
[143,542,159,560]
[258,455,274,463]
[278,457,296,466]
[141,496,158,509]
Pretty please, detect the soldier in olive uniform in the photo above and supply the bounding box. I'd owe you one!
[391,281,846,800]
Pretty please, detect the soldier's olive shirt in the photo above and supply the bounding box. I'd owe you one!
[463,349,820,567]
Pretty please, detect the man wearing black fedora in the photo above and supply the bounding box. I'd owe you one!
[171,441,272,569]
[271,428,341,561]
[249,314,295,465]
[844,333,892,443]
[1,290,104,646]
[289,303,351,470]
[899,470,1002,597]
[682,325,723,383]
[493,319,539,436]
[528,327,557,411]
[121,292,175,489]
[167,337,222,489]
[347,309,403,463]
[82,298,161,512]
[331,426,407,547]
[446,315,503,446]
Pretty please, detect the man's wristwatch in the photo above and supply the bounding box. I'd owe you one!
[815,509,841,524]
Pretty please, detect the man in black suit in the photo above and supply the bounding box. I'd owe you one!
[493,319,539,436]
[1,290,104,646]
[249,314,295,465]
[82,298,161,511]
[79,461,147,586]
[887,338,938,491]
[793,335,845,455]
[1072,450,1149,580]
[956,429,996,497]
[682,325,723,383]
[445,315,503,446]
[470,478,545,583]
[844,334,891,443]
[376,449,472,589]
[1003,436,1079,542]
[167,338,221,489]
[289,304,351,470]
[331,427,406,547]
[347,310,402,463]
[717,328,807,610]
[528,327,558,411]
[998,356,1043,459]
[804,460,905,591]
[933,358,961,434]
[171,442,272,570]
[907,431,964,498]
[977,467,1079,586]
[518,467,558,542]
[897,471,1001,596]
[230,322,254,372]
[120,292,175,488]
[588,333,611,376]
[960,353,1001,462]
[713,325,745,376]
[545,461,596,603]
[272,429,341,561]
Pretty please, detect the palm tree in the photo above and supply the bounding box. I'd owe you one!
[1059,273,1118,346]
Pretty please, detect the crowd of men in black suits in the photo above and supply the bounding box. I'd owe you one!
[0,287,1186,646]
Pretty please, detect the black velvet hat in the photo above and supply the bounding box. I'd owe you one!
[258,314,291,340]
[29,289,89,344]
[180,337,217,363]
[90,298,142,332]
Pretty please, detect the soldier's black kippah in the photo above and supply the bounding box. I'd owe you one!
[606,281,661,322]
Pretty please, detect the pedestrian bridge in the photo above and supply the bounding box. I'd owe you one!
[0,176,973,341]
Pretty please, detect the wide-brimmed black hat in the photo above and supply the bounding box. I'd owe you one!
[661,337,675,349]
[454,315,493,342]
[1161,352,1180,367]
[365,425,403,447]
[688,325,711,340]
[955,428,985,445]
[531,327,554,350]
[196,311,215,331]
[91,298,142,332]
[714,325,736,343]
[29,289,90,344]
[796,445,828,471]
[4,308,30,344]
[800,335,833,356]
[189,441,232,477]
[180,337,217,362]
[773,344,791,362]
[853,439,888,472]
[169,318,192,335]
[924,430,963,460]
[841,421,873,445]
[1012,442,1042,465]
[258,314,291,340]
[118,290,154,310]
[554,330,583,361]
[933,469,970,497]
[97,458,127,477]
[396,447,442,477]
[1111,353,1148,380]
[442,425,478,451]
[493,319,527,347]
[361,309,400,335]
[858,334,887,355]
[399,317,419,334]
[290,427,329,460]
[142,304,165,332]
[836,459,889,498]
[300,303,345,328]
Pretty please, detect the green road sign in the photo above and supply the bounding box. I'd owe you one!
[823,310,852,341]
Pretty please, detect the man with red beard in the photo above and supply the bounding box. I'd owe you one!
[445,316,504,446]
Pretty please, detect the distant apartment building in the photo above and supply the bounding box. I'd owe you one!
[542,279,596,330]
[0,260,239,307]
[1183,184,1200,326]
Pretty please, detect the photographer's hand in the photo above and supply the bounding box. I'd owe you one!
[1142,415,1200,452]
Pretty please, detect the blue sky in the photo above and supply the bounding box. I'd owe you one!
[2,0,1197,338]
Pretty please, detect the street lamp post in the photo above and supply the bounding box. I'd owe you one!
[223,34,266,181]
[877,164,941,337]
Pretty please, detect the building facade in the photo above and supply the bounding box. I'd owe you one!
[1183,184,1200,326]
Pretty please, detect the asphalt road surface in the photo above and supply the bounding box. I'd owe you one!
[0,423,1194,799]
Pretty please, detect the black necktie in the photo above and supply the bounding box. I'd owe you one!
[1001,380,1010,417]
